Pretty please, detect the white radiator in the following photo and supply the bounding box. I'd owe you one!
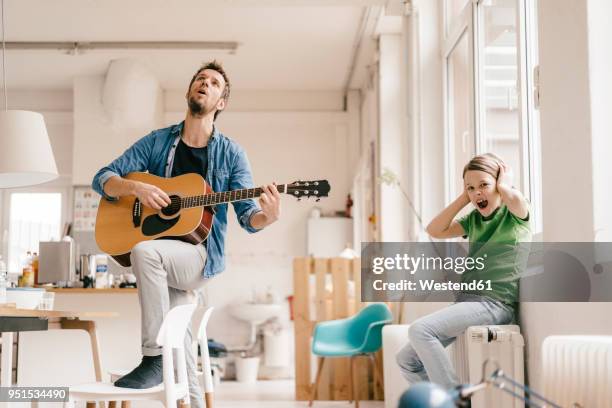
[542,335,612,408]
[451,325,525,408]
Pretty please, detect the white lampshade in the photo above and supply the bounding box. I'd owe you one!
[0,110,58,188]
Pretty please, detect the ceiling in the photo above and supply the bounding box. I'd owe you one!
[2,0,386,91]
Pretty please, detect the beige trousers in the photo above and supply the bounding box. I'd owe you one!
[130,239,208,408]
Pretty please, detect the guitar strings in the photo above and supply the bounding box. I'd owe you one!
[177,187,269,209]
[165,184,309,210]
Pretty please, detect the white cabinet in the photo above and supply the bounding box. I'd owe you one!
[306,217,353,257]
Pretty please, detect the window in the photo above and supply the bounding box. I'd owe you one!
[6,193,63,273]
[443,0,542,233]
[476,0,542,233]
[476,0,522,190]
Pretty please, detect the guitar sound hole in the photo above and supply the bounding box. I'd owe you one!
[161,195,182,217]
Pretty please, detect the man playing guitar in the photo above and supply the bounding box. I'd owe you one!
[92,60,280,407]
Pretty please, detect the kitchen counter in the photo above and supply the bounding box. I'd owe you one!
[44,288,138,293]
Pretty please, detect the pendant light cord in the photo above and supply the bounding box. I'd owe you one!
[1,0,7,111]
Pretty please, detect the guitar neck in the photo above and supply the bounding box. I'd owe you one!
[181,184,288,208]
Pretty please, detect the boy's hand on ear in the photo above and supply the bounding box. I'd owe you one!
[461,188,471,206]
[497,163,513,189]
[497,163,529,219]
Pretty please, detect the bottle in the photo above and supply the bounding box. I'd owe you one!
[345,194,354,218]
[95,255,109,289]
[25,251,33,267]
[0,255,7,304]
[22,251,34,287]
[22,265,34,287]
[32,252,39,286]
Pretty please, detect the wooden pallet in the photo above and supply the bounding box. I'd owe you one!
[293,257,384,401]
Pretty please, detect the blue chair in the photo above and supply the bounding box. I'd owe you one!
[309,303,393,408]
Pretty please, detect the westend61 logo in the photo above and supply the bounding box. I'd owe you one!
[371,253,487,275]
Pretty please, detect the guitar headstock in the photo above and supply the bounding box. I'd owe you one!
[286,180,330,201]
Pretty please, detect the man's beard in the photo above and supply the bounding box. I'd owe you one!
[188,95,207,117]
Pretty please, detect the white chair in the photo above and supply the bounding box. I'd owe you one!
[196,306,215,408]
[64,303,197,408]
[109,306,215,408]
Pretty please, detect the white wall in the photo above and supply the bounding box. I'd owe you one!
[408,0,445,237]
[520,0,612,392]
[537,0,594,242]
[355,82,379,243]
[72,76,164,185]
[587,0,612,243]
[378,33,410,242]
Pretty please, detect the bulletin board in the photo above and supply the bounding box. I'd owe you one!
[73,186,100,232]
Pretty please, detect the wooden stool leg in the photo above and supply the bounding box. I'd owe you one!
[61,318,105,408]
[368,353,384,389]
[204,392,214,408]
[108,402,117,408]
[348,355,354,404]
[351,356,359,408]
[86,403,97,408]
[309,357,326,407]
[121,402,131,408]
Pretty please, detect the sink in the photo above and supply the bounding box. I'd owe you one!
[230,303,282,325]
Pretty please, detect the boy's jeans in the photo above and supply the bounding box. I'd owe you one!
[396,293,514,389]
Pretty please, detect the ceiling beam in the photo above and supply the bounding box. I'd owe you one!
[3,41,239,53]
[212,0,387,5]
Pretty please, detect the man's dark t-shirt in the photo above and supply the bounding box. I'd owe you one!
[166,137,209,245]
[171,138,208,179]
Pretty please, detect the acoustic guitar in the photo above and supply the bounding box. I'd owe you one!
[95,172,330,267]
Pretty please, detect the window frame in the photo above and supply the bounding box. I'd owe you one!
[443,1,477,204]
[521,0,543,235]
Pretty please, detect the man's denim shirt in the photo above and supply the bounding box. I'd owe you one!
[92,121,262,279]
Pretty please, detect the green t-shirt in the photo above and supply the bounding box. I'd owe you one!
[457,205,532,305]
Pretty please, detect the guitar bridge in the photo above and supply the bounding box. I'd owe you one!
[132,199,142,227]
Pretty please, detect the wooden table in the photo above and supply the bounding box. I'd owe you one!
[0,307,117,408]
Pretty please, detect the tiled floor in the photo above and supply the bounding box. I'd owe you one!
[215,379,384,408]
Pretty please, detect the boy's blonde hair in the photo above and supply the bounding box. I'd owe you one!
[462,153,505,179]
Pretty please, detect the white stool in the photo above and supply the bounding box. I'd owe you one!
[109,306,215,408]
[64,303,197,408]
